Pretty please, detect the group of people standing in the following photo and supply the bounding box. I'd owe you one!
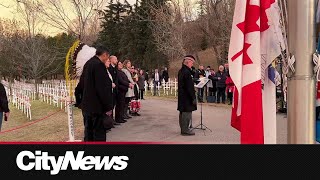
[75,46,144,142]
[194,64,234,105]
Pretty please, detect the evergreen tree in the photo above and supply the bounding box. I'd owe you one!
[97,0,168,70]
[97,0,132,57]
[129,0,168,70]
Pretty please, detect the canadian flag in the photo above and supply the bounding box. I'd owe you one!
[228,0,284,144]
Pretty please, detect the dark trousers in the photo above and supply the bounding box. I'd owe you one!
[217,87,226,103]
[115,92,126,122]
[227,92,233,104]
[83,112,107,142]
[111,93,117,120]
[153,81,160,95]
[0,112,3,131]
[125,97,132,114]
[140,90,144,99]
[197,88,204,102]
[317,107,320,120]
[179,112,192,133]
[208,88,216,97]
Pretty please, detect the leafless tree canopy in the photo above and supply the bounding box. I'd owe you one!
[149,1,186,61]
[194,0,235,65]
[0,1,10,8]
[37,0,106,44]
[0,21,63,81]
[13,0,106,44]
[149,0,235,65]
[0,1,64,83]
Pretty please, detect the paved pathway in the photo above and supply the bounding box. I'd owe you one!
[107,98,288,144]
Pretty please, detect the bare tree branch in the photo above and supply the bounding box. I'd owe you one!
[34,0,106,44]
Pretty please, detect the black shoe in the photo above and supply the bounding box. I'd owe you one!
[116,120,127,123]
[131,113,140,116]
[181,131,195,136]
[124,115,132,119]
[114,122,121,126]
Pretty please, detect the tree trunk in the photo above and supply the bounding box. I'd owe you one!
[195,52,201,64]
[35,78,42,100]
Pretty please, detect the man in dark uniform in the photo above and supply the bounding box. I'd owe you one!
[108,55,120,126]
[177,55,197,136]
[76,46,113,142]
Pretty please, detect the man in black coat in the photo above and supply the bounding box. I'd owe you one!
[108,55,120,126]
[115,61,132,123]
[0,82,10,131]
[162,67,169,83]
[177,55,197,136]
[76,46,113,142]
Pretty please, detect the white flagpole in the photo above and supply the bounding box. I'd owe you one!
[287,0,316,144]
[66,81,80,142]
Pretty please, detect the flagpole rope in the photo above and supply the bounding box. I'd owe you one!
[279,0,296,75]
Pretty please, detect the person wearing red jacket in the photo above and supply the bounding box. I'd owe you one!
[225,73,235,105]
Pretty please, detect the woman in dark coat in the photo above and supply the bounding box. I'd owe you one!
[115,61,131,123]
[177,55,197,136]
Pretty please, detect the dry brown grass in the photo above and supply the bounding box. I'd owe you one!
[0,100,84,142]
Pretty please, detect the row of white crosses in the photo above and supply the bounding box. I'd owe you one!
[11,87,32,120]
[13,80,37,100]
[37,81,77,112]
[0,79,78,121]
[1,80,32,120]
[144,78,178,97]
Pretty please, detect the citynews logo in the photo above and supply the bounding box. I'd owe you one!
[16,151,129,175]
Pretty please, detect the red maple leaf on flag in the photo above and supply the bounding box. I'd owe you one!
[231,0,275,65]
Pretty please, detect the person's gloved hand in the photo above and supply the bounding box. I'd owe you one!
[4,112,10,121]
[192,99,197,106]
